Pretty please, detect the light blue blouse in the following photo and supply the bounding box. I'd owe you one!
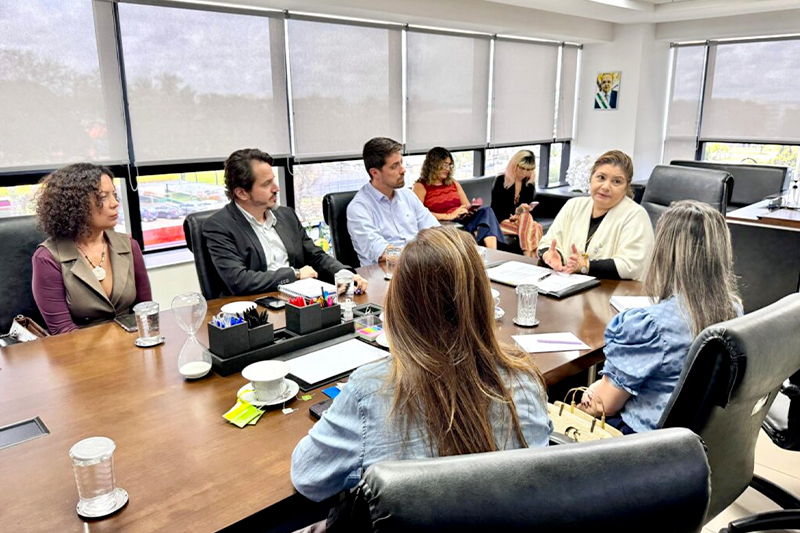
[601,297,696,433]
[291,358,552,502]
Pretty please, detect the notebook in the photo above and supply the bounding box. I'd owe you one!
[278,278,337,300]
[486,261,600,298]
[609,296,657,313]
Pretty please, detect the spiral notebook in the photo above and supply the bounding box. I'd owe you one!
[486,261,599,298]
[278,278,337,300]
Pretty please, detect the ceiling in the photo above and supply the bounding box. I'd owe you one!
[484,0,800,23]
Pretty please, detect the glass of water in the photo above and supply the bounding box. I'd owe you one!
[515,284,539,327]
[69,436,128,518]
[335,270,355,302]
[384,247,402,279]
[133,301,161,347]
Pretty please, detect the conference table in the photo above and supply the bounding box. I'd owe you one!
[0,249,641,532]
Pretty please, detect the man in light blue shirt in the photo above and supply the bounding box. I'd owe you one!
[347,137,439,265]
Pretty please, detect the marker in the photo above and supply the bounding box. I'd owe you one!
[536,339,584,345]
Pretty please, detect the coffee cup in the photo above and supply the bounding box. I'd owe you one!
[221,301,256,321]
[242,360,290,402]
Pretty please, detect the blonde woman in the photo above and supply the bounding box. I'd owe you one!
[412,147,504,249]
[490,150,542,256]
[580,200,742,433]
[538,150,654,280]
[291,226,551,502]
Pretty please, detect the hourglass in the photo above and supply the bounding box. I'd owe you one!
[172,292,212,379]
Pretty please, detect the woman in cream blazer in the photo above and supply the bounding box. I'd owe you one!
[538,151,654,281]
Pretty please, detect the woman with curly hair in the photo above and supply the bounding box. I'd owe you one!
[412,147,504,249]
[32,163,152,334]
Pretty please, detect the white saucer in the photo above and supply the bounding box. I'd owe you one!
[134,335,164,348]
[375,333,390,348]
[491,289,500,299]
[237,379,299,407]
[513,317,540,327]
[76,487,129,518]
[494,307,505,319]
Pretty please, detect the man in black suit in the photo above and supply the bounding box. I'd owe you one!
[203,148,367,296]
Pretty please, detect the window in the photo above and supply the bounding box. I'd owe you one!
[118,4,290,163]
[406,30,491,151]
[0,0,127,169]
[485,146,540,177]
[288,18,402,158]
[292,161,370,225]
[403,151,475,184]
[703,142,799,176]
[136,170,229,250]
[663,45,705,163]
[549,143,564,186]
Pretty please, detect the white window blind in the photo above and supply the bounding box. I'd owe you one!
[701,39,800,143]
[288,19,402,159]
[118,4,290,163]
[556,45,579,140]
[406,30,490,151]
[0,0,127,169]
[491,40,558,145]
[663,45,705,163]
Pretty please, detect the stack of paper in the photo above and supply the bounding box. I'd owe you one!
[512,332,590,353]
[486,261,599,298]
[279,278,337,299]
[609,296,656,313]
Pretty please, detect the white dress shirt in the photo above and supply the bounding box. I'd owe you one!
[235,203,290,271]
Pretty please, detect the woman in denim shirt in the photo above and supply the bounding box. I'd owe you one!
[291,226,552,502]
[580,200,742,433]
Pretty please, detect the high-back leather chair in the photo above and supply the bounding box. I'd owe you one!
[458,175,495,206]
[183,209,228,301]
[0,215,47,333]
[671,160,789,210]
[322,191,359,268]
[640,165,733,229]
[658,293,800,526]
[319,428,710,533]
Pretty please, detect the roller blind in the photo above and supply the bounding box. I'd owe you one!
[700,39,800,143]
[406,30,490,151]
[556,45,579,140]
[288,18,402,159]
[0,0,127,169]
[491,39,558,145]
[118,4,290,163]
[663,45,705,162]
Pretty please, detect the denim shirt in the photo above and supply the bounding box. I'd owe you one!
[346,183,439,266]
[291,359,552,502]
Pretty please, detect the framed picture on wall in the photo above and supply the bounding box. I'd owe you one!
[594,71,621,110]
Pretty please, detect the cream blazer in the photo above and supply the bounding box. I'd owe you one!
[539,196,654,281]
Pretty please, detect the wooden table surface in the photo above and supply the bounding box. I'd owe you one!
[727,199,800,230]
[0,249,640,532]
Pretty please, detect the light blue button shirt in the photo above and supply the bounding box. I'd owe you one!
[346,182,439,266]
[291,358,552,502]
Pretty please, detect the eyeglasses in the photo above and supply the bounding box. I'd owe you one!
[441,163,454,169]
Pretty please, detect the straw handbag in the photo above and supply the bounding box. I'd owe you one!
[547,387,623,442]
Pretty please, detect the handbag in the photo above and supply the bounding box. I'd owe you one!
[5,315,49,344]
[547,387,623,442]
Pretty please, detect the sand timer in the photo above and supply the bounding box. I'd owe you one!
[172,292,212,379]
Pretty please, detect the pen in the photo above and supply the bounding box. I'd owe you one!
[535,339,584,345]
[537,272,552,282]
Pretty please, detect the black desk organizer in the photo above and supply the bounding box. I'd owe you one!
[208,302,357,376]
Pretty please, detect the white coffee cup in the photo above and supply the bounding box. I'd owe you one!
[242,360,290,402]
[221,301,256,320]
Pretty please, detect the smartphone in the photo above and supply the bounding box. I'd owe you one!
[114,313,138,333]
[309,398,333,420]
[256,296,286,310]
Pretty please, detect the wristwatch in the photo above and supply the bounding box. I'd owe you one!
[580,254,589,275]
[292,267,301,279]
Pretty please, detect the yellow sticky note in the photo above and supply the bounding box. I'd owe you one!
[223,400,261,428]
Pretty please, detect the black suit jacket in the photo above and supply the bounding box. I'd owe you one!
[203,202,352,296]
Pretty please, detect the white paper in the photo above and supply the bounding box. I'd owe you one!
[486,261,595,294]
[287,338,388,386]
[278,278,337,299]
[609,296,656,313]
[512,332,590,353]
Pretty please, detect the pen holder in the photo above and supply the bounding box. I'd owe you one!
[285,303,322,335]
[208,321,249,359]
[320,304,341,329]
[247,323,274,351]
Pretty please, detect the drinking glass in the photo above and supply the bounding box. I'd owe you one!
[70,436,127,518]
[133,301,161,346]
[335,270,355,302]
[515,284,539,326]
[385,247,402,279]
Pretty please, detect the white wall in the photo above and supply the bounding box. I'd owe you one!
[147,262,201,309]
[657,8,800,42]
[572,23,670,180]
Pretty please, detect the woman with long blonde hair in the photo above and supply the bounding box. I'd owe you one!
[291,226,551,502]
[580,200,742,433]
[491,150,543,257]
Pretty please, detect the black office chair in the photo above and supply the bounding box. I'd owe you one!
[183,209,228,301]
[315,428,710,533]
[458,175,495,206]
[0,215,47,333]
[657,293,800,529]
[640,165,733,229]
[671,160,789,211]
[322,191,359,268]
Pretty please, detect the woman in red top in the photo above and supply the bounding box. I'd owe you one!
[412,147,504,249]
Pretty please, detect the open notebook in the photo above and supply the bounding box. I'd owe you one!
[486,261,599,298]
[278,278,337,300]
